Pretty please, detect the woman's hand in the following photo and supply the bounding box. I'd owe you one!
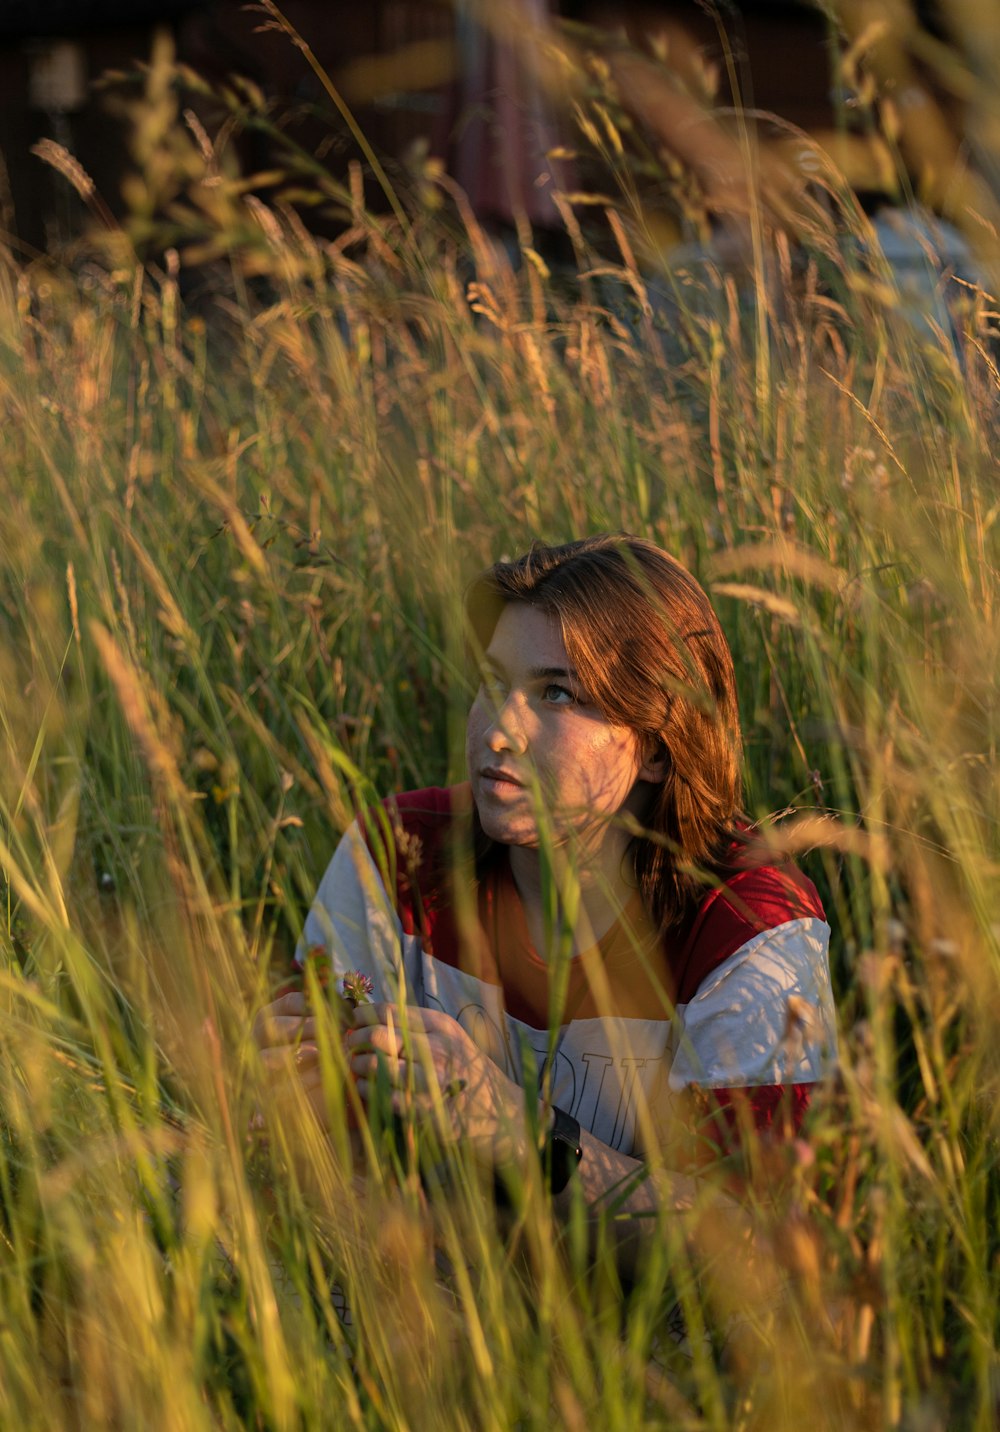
[251,989,330,1131]
[344,1003,531,1168]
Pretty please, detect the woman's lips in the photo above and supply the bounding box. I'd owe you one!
[478,765,525,794]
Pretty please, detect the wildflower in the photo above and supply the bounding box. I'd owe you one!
[341,969,375,1008]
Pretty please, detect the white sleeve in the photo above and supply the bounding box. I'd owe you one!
[668,917,838,1090]
[294,822,424,1005]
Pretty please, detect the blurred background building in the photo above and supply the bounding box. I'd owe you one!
[0,0,983,307]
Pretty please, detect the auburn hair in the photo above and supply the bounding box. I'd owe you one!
[464,534,745,932]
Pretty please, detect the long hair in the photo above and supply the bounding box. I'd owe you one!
[464,534,745,932]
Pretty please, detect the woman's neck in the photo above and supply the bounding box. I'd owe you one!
[507,837,636,957]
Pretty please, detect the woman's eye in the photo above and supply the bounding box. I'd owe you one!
[543,683,576,705]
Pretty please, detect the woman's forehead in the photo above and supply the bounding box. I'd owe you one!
[486,603,568,668]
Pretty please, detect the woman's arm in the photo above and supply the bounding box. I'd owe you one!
[341,1001,757,1284]
[254,994,767,1287]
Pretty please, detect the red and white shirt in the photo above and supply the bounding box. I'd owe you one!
[296,786,837,1158]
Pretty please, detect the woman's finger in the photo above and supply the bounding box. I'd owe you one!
[353,1076,412,1112]
[343,1023,415,1057]
[254,1012,319,1048]
[350,1002,431,1033]
[348,1049,422,1085]
[349,1053,468,1103]
[296,1063,325,1093]
[347,1051,383,1082]
[254,1014,302,1047]
[270,991,310,1017]
[259,1042,320,1074]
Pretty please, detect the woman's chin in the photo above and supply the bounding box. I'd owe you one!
[474,800,537,848]
[479,815,537,847]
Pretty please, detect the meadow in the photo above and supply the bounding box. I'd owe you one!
[0,20,998,1429]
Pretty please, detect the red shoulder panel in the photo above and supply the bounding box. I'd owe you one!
[671,862,826,1006]
[687,1083,813,1165]
[357,784,469,962]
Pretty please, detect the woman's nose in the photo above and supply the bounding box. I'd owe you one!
[486,693,529,754]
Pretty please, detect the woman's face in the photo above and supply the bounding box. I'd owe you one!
[466,603,650,855]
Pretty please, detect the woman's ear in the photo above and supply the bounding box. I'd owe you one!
[638,739,669,784]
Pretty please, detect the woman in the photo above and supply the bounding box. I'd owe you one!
[256,535,837,1252]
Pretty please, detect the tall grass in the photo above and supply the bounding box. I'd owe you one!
[0,20,998,1429]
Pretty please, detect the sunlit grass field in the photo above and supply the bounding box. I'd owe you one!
[1,25,999,1429]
